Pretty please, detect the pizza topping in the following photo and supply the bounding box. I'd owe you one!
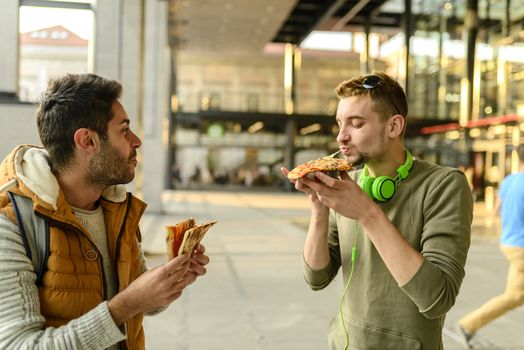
[287,156,352,180]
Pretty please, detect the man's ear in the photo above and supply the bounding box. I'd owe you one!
[73,128,101,154]
[387,115,405,138]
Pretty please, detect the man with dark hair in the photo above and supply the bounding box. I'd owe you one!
[36,74,123,173]
[457,143,524,348]
[282,71,472,349]
[0,73,209,349]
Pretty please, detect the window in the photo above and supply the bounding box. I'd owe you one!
[18,2,94,102]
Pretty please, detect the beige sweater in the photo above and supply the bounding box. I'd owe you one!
[72,205,120,350]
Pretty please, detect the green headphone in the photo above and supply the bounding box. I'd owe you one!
[359,149,414,202]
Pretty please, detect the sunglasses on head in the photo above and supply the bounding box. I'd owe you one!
[362,75,402,116]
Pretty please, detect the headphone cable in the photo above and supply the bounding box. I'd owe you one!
[339,220,358,350]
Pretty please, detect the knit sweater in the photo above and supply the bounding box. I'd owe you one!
[72,205,119,300]
[71,205,120,350]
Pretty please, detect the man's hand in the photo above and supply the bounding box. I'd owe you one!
[299,170,376,222]
[313,171,425,285]
[186,244,210,285]
[280,167,327,213]
[108,253,190,326]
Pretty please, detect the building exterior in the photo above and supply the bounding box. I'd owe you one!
[19,25,89,102]
[172,47,379,189]
[0,0,524,208]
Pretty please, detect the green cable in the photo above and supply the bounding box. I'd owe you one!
[339,220,358,350]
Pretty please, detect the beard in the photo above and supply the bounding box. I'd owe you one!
[343,126,388,167]
[86,140,136,188]
[344,152,365,167]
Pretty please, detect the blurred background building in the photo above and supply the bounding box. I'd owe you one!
[1,0,524,211]
[19,24,89,101]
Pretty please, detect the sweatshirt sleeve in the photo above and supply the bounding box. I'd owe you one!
[0,214,125,349]
[400,170,473,319]
[303,209,343,290]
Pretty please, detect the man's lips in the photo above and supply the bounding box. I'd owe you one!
[129,151,137,162]
[340,146,350,155]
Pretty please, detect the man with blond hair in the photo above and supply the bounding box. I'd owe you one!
[282,71,473,349]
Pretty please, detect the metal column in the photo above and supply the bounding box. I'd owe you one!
[166,51,177,189]
[362,14,371,74]
[403,0,414,100]
[284,44,297,191]
[463,0,478,125]
[0,0,19,99]
[437,5,448,119]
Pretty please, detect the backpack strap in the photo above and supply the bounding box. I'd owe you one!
[7,192,50,285]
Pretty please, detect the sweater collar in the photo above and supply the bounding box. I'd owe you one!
[8,145,128,210]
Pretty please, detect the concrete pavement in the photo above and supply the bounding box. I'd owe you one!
[139,190,524,349]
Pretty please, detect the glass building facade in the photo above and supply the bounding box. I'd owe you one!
[169,0,524,200]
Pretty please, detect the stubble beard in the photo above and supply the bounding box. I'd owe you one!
[86,141,136,189]
[346,153,365,167]
[343,126,388,166]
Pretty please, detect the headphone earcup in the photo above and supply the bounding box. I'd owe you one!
[371,176,396,202]
[360,175,376,199]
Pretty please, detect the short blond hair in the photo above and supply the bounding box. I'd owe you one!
[335,71,408,123]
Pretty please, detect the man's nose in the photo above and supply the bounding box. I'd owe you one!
[336,128,349,143]
[130,130,142,148]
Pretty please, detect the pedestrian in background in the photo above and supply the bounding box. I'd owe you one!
[457,143,524,348]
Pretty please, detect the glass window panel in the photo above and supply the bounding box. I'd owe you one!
[18,5,93,102]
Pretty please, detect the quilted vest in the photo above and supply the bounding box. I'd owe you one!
[0,190,147,350]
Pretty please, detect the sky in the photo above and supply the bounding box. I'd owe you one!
[301,31,353,52]
[19,6,93,40]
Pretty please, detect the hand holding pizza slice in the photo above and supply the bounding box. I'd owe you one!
[287,156,352,180]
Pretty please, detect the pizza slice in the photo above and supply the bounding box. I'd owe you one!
[166,218,217,259]
[178,221,217,256]
[166,218,195,260]
[287,156,352,180]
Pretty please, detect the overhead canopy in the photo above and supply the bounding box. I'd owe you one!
[271,0,403,45]
[168,0,404,54]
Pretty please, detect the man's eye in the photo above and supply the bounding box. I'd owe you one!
[352,122,363,128]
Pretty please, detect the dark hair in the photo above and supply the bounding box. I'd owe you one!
[36,73,122,173]
[517,144,524,162]
[335,71,408,123]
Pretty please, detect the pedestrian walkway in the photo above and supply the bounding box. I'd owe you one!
[139,191,524,350]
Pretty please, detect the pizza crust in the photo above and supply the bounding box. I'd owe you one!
[178,221,217,256]
[287,156,351,180]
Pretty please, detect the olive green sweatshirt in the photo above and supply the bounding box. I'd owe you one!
[304,158,473,350]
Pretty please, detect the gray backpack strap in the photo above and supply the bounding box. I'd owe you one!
[7,192,50,285]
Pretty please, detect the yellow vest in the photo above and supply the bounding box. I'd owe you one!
[0,174,147,350]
